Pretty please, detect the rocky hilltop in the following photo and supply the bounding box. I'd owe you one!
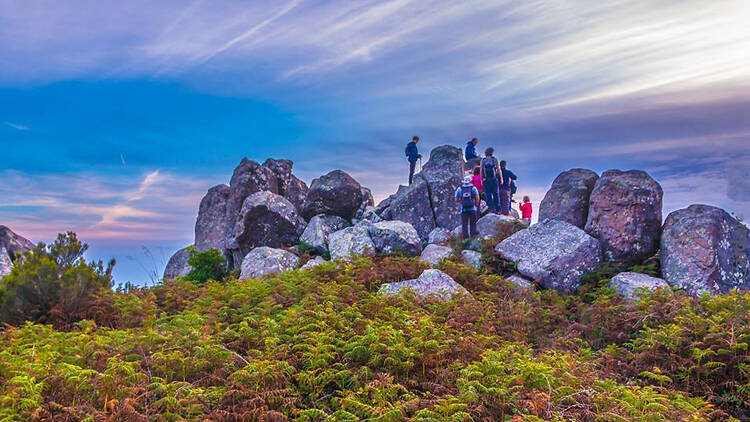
[165,145,749,297]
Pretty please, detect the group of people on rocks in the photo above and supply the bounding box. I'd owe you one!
[404,136,533,239]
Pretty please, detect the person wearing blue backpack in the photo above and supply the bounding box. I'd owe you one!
[455,175,480,239]
[405,136,422,185]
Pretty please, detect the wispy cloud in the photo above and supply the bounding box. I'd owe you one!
[5,122,29,131]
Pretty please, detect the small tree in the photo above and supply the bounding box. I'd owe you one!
[0,232,114,326]
[185,246,227,283]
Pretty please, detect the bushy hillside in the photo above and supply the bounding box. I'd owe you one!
[1,253,748,421]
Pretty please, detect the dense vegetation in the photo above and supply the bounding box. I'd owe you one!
[0,234,748,421]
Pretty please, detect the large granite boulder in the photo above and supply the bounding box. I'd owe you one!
[300,214,351,254]
[302,170,366,220]
[378,269,470,301]
[163,246,192,280]
[328,224,376,261]
[477,214,521,240]
[661,204,749,295]
[368,220,423,256]
[194,184,232,254]
[428,227,453,245]
[610,272,670,299]
[378,146,463,239]
[584,170,663,265]
[263,158,309,212]
[496,219,602,292]
[420,244,454,267]
[539,169,599,229]
[0,226,34,277]
[239,247,299,280]
[233,191,306,260]
[301,256,327,270]
[227,159,279,224]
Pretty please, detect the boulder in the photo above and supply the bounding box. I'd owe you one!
[506,274,534,291]
[301,256,327,270]
[660,204,749,295]
[163,246,192,280]
[0,247,12,278]
[584,170,663,265]
[428,227,453,245]
[239,247,299,280]
[538,169,599,229]
[233,191,306,260]
[0,226,34,278]
[496,219,602,292]
[378,269,470,301]
[368,220,423,256]
[227,159,279,225]
[263,158,309,212]
[610,272,669,299]
[328,224,376,261]
[353,188,375,220]
[302,170,366,220]
[461,250,482,269]
[420,244,454,267]
[354,206,383,225]
[300,214,351,254]
[194,184,232,255]
[477,214,521,240]
[384,179,435,239]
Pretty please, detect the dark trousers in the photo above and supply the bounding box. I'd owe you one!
[484,178,499,213]
[461,210,478,239]
[408,160,417,185]
[499,187,511,215]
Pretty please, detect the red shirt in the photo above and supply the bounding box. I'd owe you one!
[520,202,533,219]
[471,174,484,192]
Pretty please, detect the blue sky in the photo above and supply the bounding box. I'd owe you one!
[1,0,749,284]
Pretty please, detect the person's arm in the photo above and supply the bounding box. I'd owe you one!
[496,162,504,185]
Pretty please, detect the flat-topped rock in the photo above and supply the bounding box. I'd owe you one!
[368,220,423,256]
[610,272,669,299]
[378,269,470,301]
[240,247,299,280]
[328,224,376,261]
[420,244,454,267]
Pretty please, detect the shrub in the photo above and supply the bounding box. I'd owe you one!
[185,246,227,283]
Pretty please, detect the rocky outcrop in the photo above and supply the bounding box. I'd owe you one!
[496,219,602,292]
[539,169,599,229]
[368,221,423,256]
[660,204,749,295]
[584,170,663,265]
[328,224,376,261]
[263,158,309,212]
[378,269,470,301]
[194,184,232,254]
[377,146,463,239]
[163,246,192,280]
[0,226,34,277]
[234,191,306,260]
[461,250,482,269]
[610,272,669,299]
[300,215,351,254]
[227,159,279,224]
[428,227,452,245]
[239,247,299,280]
[302,170,366,220]
[420,244,454,267]
[476,214,520,240]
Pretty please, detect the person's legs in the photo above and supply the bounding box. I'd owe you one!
[469,210,478,236]
[408,160,416,185]
[461,211,470,239]
[499,187,511,215]
[522,217,531,226]
[484,179,498,213]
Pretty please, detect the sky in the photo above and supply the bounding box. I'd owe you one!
[1,0,749,285]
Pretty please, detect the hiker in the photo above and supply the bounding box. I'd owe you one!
[465,138,480,169]
[480,147,503,213]
[471,166,485,217]
[455,175,480,239]
[519,195,532,226]
[405,136,422,185]
[498,160,517,216]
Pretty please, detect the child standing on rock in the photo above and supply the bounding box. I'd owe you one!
[519,195,532,226]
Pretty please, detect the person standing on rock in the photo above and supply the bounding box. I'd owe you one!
[465,138,480,170]
[455,175,480,239]
[519,195,533,225]
[480,147,502,213]
[405,136,422,185]
[498,160,517,216]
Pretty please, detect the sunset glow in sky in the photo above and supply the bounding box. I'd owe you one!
[1,0,749,283]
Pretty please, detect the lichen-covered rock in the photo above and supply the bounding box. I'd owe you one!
[539,169,599,229]
[163,246,192,280]
[194,184,232,254]
[461,249,482,269]
[428,227,453,245]
[368,220,423,256]
[227,159,279,225]
[328,224,376,261]
[496,219,602,292]
[302,170,366,220]
[354,206,383,225]
[234,191,306,259]
[378,269,470,301]
[353,188,375,220]
[661,204,749,295]
[300,256,327,270]
[263,158,309,212]
[610,272,669,299]
[300,214,351,254]
[384,179,434,240]
[239,247,299,280]
[584,169,663,265]
[506,274,534,291]
[477,214,520,240]
[0,225,34,277]
[420,244,454,267]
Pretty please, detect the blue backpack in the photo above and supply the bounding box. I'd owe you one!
[460,185,475,210]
